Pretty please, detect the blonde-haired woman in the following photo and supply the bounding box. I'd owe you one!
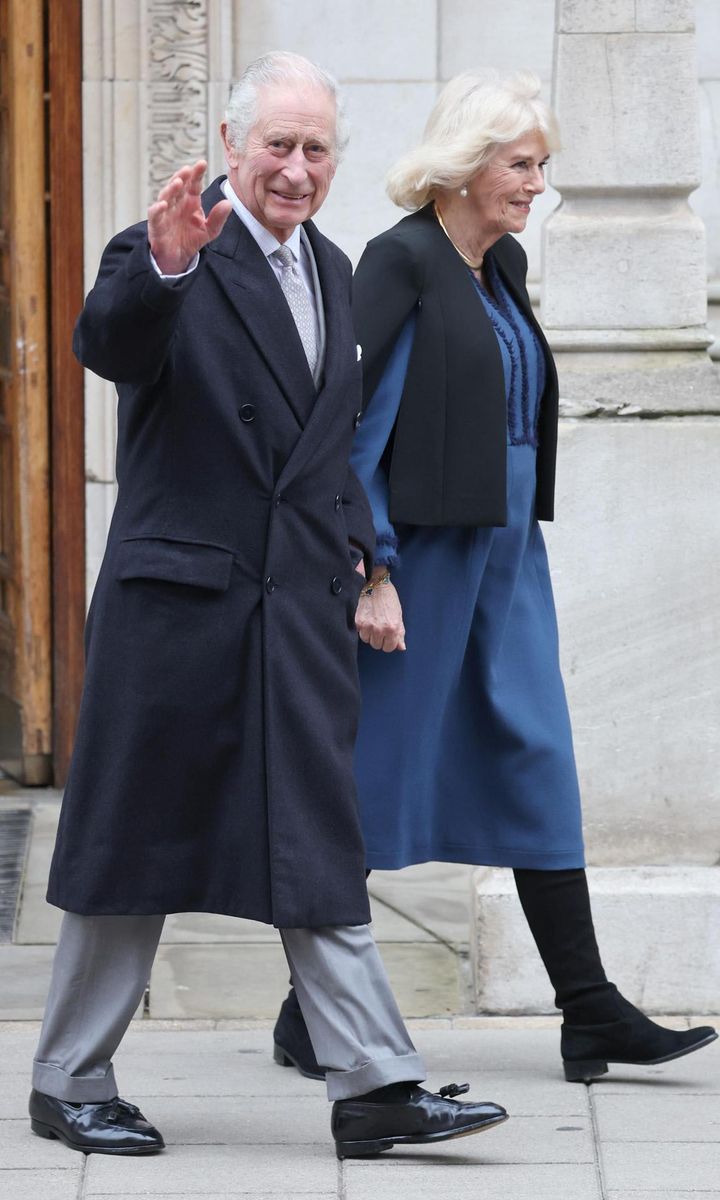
[272,71,716,1084]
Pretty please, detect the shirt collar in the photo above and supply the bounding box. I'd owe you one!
[221,178,303,263]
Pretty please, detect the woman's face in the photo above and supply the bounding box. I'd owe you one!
[465,131,549,238]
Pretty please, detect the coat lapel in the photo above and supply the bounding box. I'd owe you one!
[202,179,317,429]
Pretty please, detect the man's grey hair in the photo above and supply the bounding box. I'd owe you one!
[225,51,349,161]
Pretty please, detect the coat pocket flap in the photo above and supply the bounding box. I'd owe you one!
[116,538,234,591]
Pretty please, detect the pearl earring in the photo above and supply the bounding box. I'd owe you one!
[459,185,468,198]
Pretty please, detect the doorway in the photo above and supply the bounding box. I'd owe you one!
[0,1,84,787]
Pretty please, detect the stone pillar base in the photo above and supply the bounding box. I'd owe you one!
[471,866,720,1015]
[549,346,720,416]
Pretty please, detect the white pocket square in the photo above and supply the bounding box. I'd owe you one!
[356,344,362,362]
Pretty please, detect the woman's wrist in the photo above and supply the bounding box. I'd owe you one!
[361,569,391,597]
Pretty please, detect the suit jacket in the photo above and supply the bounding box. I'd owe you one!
[352,203,559,526]
[47,177,374,927]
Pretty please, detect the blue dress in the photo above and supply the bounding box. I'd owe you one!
[351,259,585,870]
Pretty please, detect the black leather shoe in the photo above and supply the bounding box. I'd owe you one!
[273,986,327,1081]
[29,1089,165,1154]
[562,995,718,1082]
[331,1082,508,1159]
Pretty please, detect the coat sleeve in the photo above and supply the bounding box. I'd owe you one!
[350,313,416,567]
[341,467,376,576]
[73,223,204,384]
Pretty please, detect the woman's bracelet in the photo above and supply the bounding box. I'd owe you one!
[360,570,391,597]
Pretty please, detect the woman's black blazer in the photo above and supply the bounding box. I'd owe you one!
[352,202,559,526]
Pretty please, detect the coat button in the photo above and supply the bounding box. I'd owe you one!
[334,494,341,511]
[275,494,283,508]
[330,576,343,595]
[354,410,363,429]
[239,404,256,422]
[265,576,276,594]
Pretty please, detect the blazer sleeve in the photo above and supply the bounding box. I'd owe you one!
[73,223,203,385]
[350,312,416,567]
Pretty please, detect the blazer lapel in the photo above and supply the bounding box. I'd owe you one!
[202,180,317,429]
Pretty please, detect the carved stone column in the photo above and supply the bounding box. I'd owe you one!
[542,0,719,410]
[147,0,209,201]
[82,0,234,598]
[472,0,720,1014]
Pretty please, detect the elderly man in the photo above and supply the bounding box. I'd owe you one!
[28,53,507,1161]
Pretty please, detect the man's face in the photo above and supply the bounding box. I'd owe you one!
[222,83,338,242]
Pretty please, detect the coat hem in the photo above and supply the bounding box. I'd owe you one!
[45,895,372,928]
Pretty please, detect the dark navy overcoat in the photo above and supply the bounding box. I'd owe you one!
[47,178,375,927]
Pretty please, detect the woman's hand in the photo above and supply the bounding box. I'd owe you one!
[148,160,232,275]
[356,576,406,653]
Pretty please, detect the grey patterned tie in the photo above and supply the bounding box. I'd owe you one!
[272,245,318,378]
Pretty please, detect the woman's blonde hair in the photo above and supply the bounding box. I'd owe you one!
[386,70,559,211]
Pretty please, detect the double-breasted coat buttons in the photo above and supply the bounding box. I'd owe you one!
[330,577,343,595]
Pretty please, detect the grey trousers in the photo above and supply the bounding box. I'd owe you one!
[32,914,425,1102]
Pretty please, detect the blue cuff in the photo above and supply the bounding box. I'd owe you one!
[374,532,400,568]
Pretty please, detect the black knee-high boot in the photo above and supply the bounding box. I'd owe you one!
[513,868,717,1081]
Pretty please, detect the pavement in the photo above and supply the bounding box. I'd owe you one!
[1,787,719,1199]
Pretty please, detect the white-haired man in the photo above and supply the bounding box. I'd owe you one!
[28,53,507,1161]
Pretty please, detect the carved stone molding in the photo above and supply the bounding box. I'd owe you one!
[147,0,209,199]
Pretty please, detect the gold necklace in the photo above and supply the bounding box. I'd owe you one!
[434,203,483,271]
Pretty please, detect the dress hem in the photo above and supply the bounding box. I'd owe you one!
[365,845,586,871]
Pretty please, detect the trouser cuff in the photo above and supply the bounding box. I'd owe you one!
[325,1052,426,1101]
[32,1059,118,1102]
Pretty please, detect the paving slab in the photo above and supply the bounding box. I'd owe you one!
[0,946,56,1019]
[470,1113,594,1163]
[130,1093,330,1145]
[84,1143,338,1194]
[602,1143,720,1192]
[368,876,473,946]
[159,895,433,947]
[0,1168,80,1200]
[161,911,283,944]
[14,804,62,945]
[607,1194,720,1199]
[590,1037,720,1093]
[408,1027,566,1075]
[344,1160,601,1199]
[594,1092,720,1142]
[149,944,294,1019]
[0,1117,77,1168]
[376,943,463,1015]
[102,1028,326,1099]
[437,1070,591,1117]
[149,941,461,1020]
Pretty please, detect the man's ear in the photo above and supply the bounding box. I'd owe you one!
[220,122,238,167]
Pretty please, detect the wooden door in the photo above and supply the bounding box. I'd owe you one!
[0,0,52,785]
